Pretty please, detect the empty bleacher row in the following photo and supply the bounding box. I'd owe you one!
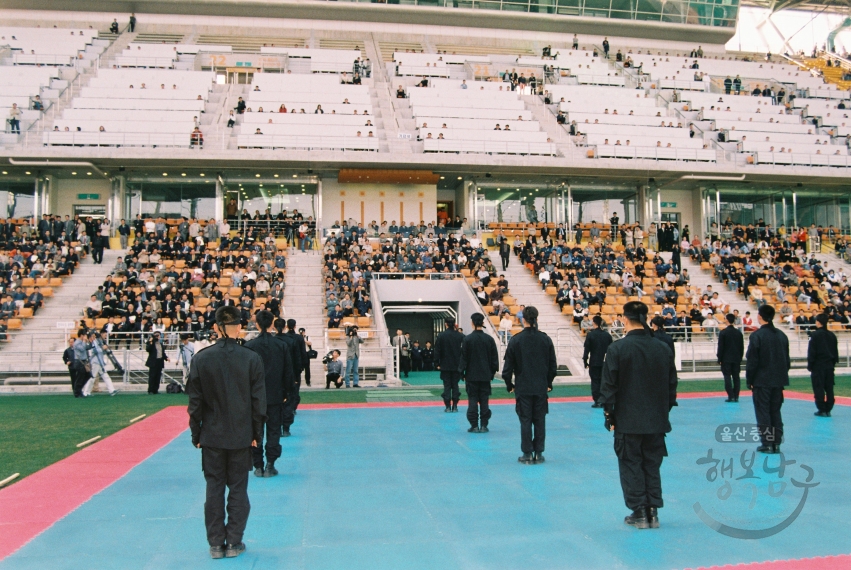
[235,74,379,151]
[0,26,104,67]
[409,79,556,156]
[45,69,215,148]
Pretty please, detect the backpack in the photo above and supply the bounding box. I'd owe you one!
[166,382,183,394]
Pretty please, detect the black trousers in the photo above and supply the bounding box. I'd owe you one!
[400,355,411,377]
[411,358,423,372]
[252,404,283,468]
[92,247,103,264]
[614,432,667,510]
[589,366,603,403]
[282,378,301,430]
[752,387,784,446]
[721,362,741,399]
[202,446,251,547]
[441,371,461,406]
[148,363,163,394]
[811,366,835,413]
[515,394,547,454]
[72,362,88,397]
[501,255,509,270]
[67,365,76,394]
[466,381,492,427]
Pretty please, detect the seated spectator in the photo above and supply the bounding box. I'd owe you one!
[396,86,406,98]
[190,127,204,148]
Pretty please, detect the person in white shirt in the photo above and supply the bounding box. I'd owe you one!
[499,313,513,343]
[144,219,156,234]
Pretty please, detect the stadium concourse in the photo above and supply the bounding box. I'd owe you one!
[1,2,851,569]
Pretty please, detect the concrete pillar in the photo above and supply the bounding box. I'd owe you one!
[637,183,647,227]
[316,177,323,231]
[215,177,224,222]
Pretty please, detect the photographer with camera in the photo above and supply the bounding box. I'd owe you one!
[345,325,363,388]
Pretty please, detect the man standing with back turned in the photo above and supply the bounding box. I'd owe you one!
[600,301,678,530]
[435,318,465,412]
[807,313,837,418]
[459,313,499,433]
[717,313,744,402]
[187,306,266,560]
[583,315,612,408]
[246,310,294,478]
[746,304,790,454]
[502,306,557,464]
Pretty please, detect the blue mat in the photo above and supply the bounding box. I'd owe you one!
[2,398,848,570]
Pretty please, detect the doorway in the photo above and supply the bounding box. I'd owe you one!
[661,212,680,227]
[226,68,259,85]
[437,201,453,225]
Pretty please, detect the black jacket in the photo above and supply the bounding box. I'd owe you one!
[245,332,295,405]
[653,329,675,356]
[600,329,678,434]
[145,339,168,367]
[716,325,744,363]
[745,324,790,388]
[502,327,557,395]
[583,327,612,367]
[187,338,266,449]
[807,326,838,371]
[434,328,465,372]
[284,330,308,374]
[459,329,499,383]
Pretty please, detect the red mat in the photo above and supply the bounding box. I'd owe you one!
[0,406,188,561]
[693,554,851,569]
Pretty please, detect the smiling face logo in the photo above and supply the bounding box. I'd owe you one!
[692,424,820,539]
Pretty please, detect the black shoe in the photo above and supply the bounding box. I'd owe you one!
[210,545,226,559]
[253,467,264,477]
[533,452,545,463]
[591,403,603,408]
[815,411,828,417]
[825,411,832,417]
[444,406,451,413]
[756,444,773,454]
[733,397,739,402]
[724,398,734,403]
[224,542,245,558]
[264,463,278,477]
[353,384,360,388]
[479,426,489,433]
[468,426,480,433]
[282,429,291,437]
[624,508,649,529]
[518,453,534,464]
[646,507,659,529]
[451,404,458,412]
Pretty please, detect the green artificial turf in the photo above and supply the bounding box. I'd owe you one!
[0,375,846,487]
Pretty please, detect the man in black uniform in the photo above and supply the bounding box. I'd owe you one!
[745,304,790,454]
[600,301,677,530]
[717,313,744,402]
[583,315,612,408]
[278,318,307,437]
[246,311,294,477]
[187,306,266,559]
[649,316,674,355]
[459,313,499,433]
[434,318,465,412]
[499,237,511,271]
[807,313,838,417]
[502,306,557,464]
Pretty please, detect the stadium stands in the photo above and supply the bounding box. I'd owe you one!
[46,68,215,148]
[234,73,379,151]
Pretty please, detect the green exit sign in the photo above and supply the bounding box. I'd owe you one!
[660,202,677,208]
[236,61,252,67]
[77,193,99,200]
